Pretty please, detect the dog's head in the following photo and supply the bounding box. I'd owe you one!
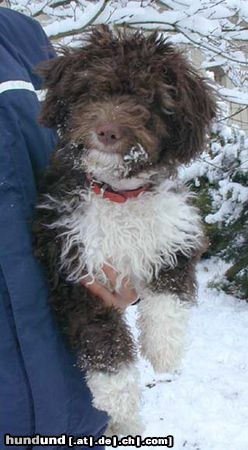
[40,26,217,185]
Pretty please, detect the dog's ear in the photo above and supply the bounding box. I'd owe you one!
[38,52,70,129]
[38,26,114,131]
[159,46,217,164]
[38,48,88,131]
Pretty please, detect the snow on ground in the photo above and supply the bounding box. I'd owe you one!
[117,259,248,450]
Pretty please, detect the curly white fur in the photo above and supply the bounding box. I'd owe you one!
[40,179,203,291]
[86,363,143,436]
[137,291,191,373]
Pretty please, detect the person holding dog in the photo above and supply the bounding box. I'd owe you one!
[0,7,137,450]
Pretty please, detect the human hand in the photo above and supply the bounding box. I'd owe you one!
[80,264,139,310]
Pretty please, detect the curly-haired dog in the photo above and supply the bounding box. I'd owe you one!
[33,26,217,435]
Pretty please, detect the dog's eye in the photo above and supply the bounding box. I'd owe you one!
[161,107,174,115]
[159,91,175,116]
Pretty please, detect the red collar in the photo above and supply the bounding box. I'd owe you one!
[86,176,151,203]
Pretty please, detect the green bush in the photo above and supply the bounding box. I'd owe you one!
[180,121,248,300]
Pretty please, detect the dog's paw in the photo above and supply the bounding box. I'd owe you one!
[86,363,143,436]
[142,345,183,374]
[106,417,144,437]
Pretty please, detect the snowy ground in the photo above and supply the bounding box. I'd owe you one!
[118,259,248,450]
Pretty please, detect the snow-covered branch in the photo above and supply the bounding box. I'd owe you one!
[6,0,248,107]
[43,0,109,39]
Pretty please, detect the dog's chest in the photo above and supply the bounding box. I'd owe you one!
[58,182,202,287]
[81,192,160,284]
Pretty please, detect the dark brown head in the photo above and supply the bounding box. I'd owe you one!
[39,26,217,181]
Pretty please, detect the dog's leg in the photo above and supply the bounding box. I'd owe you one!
[55,284,143,436]
[137,253,198,373]
[137,290,191,373]
[82,305,143,436]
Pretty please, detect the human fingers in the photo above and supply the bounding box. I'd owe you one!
[101,263,118,289]
[80,277,119,309]
[117,276,138,303]
[80,272,139,309]
[102,265,138,305]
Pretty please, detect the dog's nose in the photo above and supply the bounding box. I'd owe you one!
[96,123,123,146]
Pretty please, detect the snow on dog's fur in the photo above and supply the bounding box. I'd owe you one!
[33,26,217,435]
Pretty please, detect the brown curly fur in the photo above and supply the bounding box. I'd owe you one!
[39,25,217,166]
[33,26,217,374]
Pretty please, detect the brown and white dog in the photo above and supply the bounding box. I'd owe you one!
[33,26,217,435]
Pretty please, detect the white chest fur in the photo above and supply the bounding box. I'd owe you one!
[48,180,202,289]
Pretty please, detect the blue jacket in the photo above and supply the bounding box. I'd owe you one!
[0,8,107,449]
